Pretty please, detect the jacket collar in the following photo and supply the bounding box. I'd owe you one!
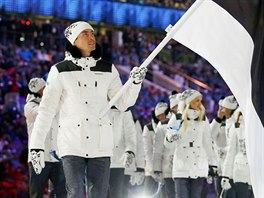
[64,51,97,68]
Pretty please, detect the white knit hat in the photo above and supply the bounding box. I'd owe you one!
[222,95,238,110]
[155,102,168,116]
[28,78,46,93]
[218,99,223,106]
[169,93,181,109]
[181,89,202,104]
[64,21,94,45]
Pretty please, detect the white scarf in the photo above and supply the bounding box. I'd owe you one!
[64,51,97,68]
[187,109,200,120]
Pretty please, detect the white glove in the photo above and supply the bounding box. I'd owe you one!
[166,124,182,142]
[221,177,231,190]
[129,66,147,84]
[30,149,45,174]
[130,172,145,186]
[166,132,181,142]
[123,151,136,171]
[152,171,164,184]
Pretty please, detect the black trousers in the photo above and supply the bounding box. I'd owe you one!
[174,177,204,198]
[164,178,176,198]
[29,162,66,198]
[234,182,254,198]
[108,168,129,198]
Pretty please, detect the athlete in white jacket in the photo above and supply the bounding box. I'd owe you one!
[108,109,137,198]
[24,77,66,198]
[210,95,238,197]
[166,89,217,198]
[143,101,168,196]
[29,21,146,198]
[221,108,254,197]
[152,92,181,198]
[125,119,146,197]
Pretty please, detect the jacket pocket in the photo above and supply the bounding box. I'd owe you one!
[59,116,81,128]
[58,117,82,147]
[98,119,114,151]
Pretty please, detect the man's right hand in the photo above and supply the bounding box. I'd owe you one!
[30,149,45,174]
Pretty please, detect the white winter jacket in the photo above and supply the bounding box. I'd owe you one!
[24,94,58,162]
[29,58,141,158]
[153,118,175,178]
[210,114,236,176]
[222,113,251,184]
[134,120,145,170]
[110,110,137,168]
[166,110,217,179]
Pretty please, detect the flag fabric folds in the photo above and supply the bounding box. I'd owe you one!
[169,0,263,197]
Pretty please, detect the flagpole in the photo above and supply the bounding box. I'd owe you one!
[99,0,204,117]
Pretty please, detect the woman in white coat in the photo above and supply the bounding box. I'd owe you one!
[221,108,254,197]
[166,89,217,198]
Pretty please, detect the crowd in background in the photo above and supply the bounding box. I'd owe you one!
[0,13,231,196]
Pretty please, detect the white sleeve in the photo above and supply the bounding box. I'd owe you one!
[153,123,165,172]
[108,65,141,111]
[29,66,63,150]
[203,119,217,166]
[24,100,39,122]
[124,111,137,154]
[135,120,145,169]
[222,125,237,178]
[143,124,154,173]
[210,119,227,147]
